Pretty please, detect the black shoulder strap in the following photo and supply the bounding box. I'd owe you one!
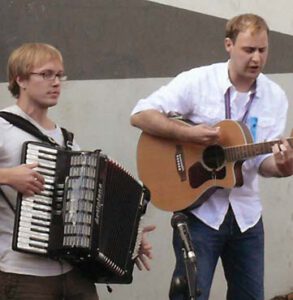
[0,111,75,212]
[0,111,74,150]
[0,187,15,213]
[60,127,74,150]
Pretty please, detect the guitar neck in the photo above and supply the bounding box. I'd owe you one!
[225,137,293,162]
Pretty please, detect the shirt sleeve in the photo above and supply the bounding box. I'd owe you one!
[131,70,196,117]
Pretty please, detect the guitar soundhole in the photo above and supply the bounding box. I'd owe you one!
[202,145,225,170]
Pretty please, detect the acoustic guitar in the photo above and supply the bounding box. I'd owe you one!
[137,119,293,212]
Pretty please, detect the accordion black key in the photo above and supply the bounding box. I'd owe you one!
[12,141,150,283]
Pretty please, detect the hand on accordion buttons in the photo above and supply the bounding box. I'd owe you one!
[135,224,156,271]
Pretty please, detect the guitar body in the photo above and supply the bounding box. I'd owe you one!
[137,119,253,211]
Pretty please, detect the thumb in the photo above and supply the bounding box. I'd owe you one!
[23,162,38,169]
[143,224,156,233]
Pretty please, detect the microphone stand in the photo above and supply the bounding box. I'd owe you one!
[169,213,201,299]
[182,246,199,300]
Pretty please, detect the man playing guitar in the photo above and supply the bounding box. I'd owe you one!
[131,14,293,300]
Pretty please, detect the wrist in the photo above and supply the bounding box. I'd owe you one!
[0,168,10,185]
[172,122,193,142]
[276,167,293,177]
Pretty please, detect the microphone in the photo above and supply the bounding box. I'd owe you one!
[171,213,196,262]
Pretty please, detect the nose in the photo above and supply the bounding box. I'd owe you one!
[52,75,61,85]
[251,50,261,63]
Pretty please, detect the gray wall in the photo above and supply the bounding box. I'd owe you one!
[1,0,293,299]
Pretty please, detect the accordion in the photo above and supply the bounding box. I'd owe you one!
[12,141,150,283]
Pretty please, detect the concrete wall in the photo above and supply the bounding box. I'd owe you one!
[0,0,292,299]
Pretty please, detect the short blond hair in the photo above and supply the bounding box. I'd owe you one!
[7,43,63,98]
[225,13,269,43]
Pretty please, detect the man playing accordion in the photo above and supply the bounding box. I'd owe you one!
[0,43,154,300]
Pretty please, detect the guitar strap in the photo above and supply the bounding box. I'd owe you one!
[0,111,74,213]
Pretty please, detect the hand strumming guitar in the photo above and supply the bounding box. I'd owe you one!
[181,124,220,146]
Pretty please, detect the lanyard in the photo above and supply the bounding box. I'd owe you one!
[224,87,256,123]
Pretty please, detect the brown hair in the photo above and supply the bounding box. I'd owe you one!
[7,43,63,98]
[225,13,269,43]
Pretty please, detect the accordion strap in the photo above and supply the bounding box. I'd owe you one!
[0,187,15,213]
[0,111,74,150]
[60,127,74,150]
[0,111,75,212]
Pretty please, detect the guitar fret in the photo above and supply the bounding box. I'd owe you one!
[225,138,293,162]
[225,148,232,161]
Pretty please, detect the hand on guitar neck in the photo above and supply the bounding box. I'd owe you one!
[260,134,293,178]
[137,119,293,211]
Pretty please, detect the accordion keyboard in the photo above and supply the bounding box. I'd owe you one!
[16,143,61,254]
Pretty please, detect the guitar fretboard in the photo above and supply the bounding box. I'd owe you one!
[225,137,293,162]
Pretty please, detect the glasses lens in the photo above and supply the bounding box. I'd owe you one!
[41,70,54,80]
[59,75,67,81]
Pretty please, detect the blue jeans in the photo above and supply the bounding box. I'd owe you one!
[170,207,264,300]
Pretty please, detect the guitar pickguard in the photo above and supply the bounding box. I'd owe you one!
[188,162,226,188]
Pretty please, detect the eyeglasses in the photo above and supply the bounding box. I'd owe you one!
[30,70,67,81]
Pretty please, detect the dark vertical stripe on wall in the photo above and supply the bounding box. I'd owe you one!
[0,0,293,81]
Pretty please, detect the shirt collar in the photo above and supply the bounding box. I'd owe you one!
[220,60,263,99]
[220,61,233,96]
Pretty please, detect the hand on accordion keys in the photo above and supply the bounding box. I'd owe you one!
[135,224,156,271]
[4,163,45,196]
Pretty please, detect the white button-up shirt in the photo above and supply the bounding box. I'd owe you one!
[131,61,288,232]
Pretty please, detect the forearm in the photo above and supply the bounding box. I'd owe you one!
[130,110,191,141]
[131,110,205,142]
[131,109,221,145]
[259,155,288,178]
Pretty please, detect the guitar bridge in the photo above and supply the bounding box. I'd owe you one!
[175,145,187,181]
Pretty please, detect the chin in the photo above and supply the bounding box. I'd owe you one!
[49,102,58,107]
[246,72,259,80]
[248,68,261,76]
[44,100,58,108]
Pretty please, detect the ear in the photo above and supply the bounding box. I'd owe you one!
[224,37,233,53]
[16,76,27,90]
